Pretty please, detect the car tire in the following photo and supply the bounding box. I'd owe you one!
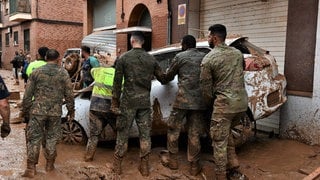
[61,120,87,145]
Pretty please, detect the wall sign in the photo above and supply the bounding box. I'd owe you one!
[178,4,186,25]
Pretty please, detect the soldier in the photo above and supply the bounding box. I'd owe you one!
[200,24,248,180]
[0,75,11,139]
[21,49,75,178]
[84,64,116,162]
[160,35,207,176]
[110,31,165,177]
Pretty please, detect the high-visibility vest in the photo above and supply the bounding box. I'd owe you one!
[91,67,114,98]
[26,60,47,77]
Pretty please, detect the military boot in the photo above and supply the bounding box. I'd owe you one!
[215,171,227,180]
[46,159,55,172]
[161,152,178,170]
[227,169,248,180]
[112,154,123,175]
[190,160,201,176]
[22,162,36,178]
[227,147,240,170]
[84,144,97,162]
[139,155,150,177]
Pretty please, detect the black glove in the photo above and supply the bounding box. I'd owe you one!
[1,123,11,138]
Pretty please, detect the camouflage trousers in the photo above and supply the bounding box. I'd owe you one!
[210,112,245,173]
[167,108,205,162]
[25,114,61,164]
[114,107,151,158]
[87,110,116,149]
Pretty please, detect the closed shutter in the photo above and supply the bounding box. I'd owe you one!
[200,0,289,134]
[82,30,116,55]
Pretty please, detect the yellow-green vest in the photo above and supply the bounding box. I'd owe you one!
[91,67,115,98]
[26,60,47,77]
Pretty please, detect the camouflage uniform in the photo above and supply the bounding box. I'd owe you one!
[200,43,248,174]
[163,48,207,163]
[112,48,165,158]
[22,63,74,166]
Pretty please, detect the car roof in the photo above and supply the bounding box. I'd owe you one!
[149,36,247,55]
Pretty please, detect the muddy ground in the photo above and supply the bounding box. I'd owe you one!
[1,69,320,180]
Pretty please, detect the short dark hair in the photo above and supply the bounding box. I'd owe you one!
[38,46,49,59]
[81,45,90,54]
[208,24,227,41]
[131,31,145,43]
[181,35,196,49]
[46,49,60,61]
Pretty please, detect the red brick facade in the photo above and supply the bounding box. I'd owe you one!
[1,0,83,69]
[115,1,169,53]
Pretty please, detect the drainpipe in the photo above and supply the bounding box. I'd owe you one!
[36,0,39,18]
[167,0,172,45]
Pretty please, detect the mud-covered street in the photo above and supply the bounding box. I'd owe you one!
[1,69,320,180]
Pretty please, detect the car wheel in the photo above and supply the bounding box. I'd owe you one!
[61,120,87,145]
[232,113,254,147]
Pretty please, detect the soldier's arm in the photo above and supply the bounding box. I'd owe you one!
[112,58,124,104]
[200,61,214,106]
[64,73,75,113]
[156,56,180,84]
[22,72,36,114]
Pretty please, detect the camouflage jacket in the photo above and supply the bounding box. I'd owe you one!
[22,63,74,116]
[112,48,165,108]
[163,48,207,110]
[200,43,248,114]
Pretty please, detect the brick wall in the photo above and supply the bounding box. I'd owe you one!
[1,0,83,69]
[115,1,169,54]
[36,0,83,23]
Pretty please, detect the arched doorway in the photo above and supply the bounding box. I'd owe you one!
[127,4,152,51]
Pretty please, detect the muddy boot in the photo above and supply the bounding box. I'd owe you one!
[227,147,240,170]
[227,169,248,180]
[190,160,201,176]
[84,137,98,162]
[215,172,227,180]
[112,154,123,175]
[84,144,96,162]
[46,159,55,172]
[139,155,149,177]
[22,162,35,178]
[161,152,178,170]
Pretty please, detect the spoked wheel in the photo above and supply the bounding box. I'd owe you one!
[232,112,254,147]
[61,121,87,145]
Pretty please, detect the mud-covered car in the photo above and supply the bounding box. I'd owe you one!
[61,37,287,146]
